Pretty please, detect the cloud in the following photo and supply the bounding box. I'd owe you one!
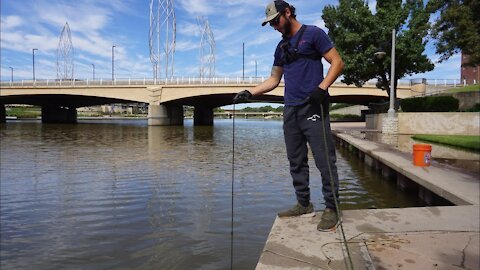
[177,0,217,16]
[249,31,279,46]
[1,15,24,30]
[177,22,201,37]
[176,40,200,52]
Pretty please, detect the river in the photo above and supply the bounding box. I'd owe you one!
[0,119,424,269]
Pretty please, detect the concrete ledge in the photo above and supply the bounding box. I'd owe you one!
[257,206,480,269]
[334,132,479,205]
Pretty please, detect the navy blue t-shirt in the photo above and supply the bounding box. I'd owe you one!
[274,25,333,106]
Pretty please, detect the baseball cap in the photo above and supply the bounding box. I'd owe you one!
[261,0,290,26]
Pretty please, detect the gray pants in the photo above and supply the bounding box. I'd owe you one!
[283,102,339,210]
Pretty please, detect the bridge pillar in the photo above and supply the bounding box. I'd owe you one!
[194,106,213,126]
[0,104,5,123]
[41,106,77,123]
[148,104,183,126]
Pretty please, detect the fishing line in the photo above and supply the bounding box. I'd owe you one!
[320,103,354,270]
[230,103,236,270]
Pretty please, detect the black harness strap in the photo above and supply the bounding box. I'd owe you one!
[281,25,322,65]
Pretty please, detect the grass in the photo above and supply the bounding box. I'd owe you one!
[412,134,480,153]
[6,107,41,118]
[446,84,480,93]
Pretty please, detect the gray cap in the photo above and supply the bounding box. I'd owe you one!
[261,0,290,26]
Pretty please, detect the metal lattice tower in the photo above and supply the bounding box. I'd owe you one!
[197,16,216,79]
[149,0,176,82]
[56,22,74,80]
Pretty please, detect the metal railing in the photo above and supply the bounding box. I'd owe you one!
[0,77,273,87]
[0,77,409,87]
[2,77,477,89]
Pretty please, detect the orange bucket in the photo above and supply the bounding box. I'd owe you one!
[412,144,432,167]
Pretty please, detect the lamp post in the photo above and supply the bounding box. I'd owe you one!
[388,29,396,117]
[32,48,38,81]
[242,42,245,81]
[9,67,13,82]
[255,59,257,79]
[374,29,396,118]
[92,64,95,81]
[112,45,116,81]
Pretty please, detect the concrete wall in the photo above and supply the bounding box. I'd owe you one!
[367,112,480,135]
[330,105,368,116]
[440,91,480,110]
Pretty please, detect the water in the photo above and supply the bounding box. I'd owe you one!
[0,119,424,269]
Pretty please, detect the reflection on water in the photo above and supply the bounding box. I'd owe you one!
[1,119,424,269]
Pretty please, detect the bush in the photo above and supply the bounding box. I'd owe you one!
[400,96,459,112]
[465,103,480,112]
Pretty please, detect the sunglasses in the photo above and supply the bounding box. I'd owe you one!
[269,13,282,26]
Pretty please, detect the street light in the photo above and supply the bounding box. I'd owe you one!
[92,64,95,81]
[242,42,245,81]
[374,29,396,117]
[9,67,13,82]
[388,29,396,117]
[255,59,257,78]
[112,45,116,81]
[32,48,38,81]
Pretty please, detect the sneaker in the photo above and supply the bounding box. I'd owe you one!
[278,202,315,218]
[317,208,338,231]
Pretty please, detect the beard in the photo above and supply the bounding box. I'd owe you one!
[282,17,293,36]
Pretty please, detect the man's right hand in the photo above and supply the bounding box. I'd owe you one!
[233,90,252,104]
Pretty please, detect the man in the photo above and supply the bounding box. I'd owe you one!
[233,0,344,231]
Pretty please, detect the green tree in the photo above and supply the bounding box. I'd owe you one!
[322,0,434,101]
[427,0,480,66]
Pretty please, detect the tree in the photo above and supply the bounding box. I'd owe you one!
[322,0,434,101]
[428,0,480,66]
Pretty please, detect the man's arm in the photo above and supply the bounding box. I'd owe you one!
[318,47,344,90]
[249,66,284,96]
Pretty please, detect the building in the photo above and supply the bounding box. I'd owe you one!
[461,53,480,85]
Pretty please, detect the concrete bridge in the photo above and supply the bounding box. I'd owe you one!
[0,78,421,125]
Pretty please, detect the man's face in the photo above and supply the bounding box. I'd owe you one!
[269,10,292,36]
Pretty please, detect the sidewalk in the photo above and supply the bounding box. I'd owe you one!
[331,123,479,205]
[256,122,480,269]
[257,205,479,269]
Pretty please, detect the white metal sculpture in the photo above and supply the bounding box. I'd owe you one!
[149,0,176,82]
[56,22,74,80]
[197,16,216,79]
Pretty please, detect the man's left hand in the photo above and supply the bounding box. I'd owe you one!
[309,87,329,105]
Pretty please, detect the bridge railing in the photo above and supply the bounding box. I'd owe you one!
[2,77,476,89]
[0,77,274,87]
[0,77,409,87]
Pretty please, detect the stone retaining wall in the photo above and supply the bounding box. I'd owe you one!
[366,112,480,135]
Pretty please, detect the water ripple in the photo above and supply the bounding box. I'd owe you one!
[1,120,424,269]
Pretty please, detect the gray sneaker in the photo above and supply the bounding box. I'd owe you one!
[278,202,315,218]
[317,208,338,231]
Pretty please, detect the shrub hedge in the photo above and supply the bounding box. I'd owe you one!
[400,96,459,112]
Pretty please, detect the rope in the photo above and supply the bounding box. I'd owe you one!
[320,103,355,270]
[230,103,236,270]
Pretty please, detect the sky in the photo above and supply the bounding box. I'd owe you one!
[0,0,462,83]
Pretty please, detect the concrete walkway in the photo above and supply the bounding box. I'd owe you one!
[257,122,480,269]
[336,132,479,205]
[257,205,479,269]
[330,123,479,205]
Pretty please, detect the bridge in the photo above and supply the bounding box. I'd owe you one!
[0,78,423,125]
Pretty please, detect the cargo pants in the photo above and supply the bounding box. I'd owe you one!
[283,100,339,210]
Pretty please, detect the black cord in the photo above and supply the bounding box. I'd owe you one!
[230,103,235,270]
[320,103,354,270]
